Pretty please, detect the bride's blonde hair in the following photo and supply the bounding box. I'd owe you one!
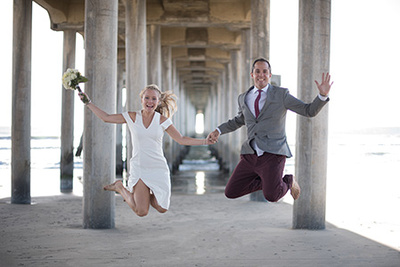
[140,84,177,118]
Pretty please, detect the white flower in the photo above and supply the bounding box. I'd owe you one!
[62,68,88,90]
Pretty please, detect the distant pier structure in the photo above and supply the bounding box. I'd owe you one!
[11,0,331,230]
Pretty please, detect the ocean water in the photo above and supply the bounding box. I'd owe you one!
[0,128,399,250]
[0,134,83,198]
[326,130,400,251]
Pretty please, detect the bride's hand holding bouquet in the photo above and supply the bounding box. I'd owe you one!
[62,68,91,104]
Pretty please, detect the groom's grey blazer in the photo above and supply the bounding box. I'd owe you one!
[218,85,329,158]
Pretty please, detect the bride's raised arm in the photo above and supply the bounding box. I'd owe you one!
[79,92,126,124]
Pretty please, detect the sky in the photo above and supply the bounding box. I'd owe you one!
[0,0,400,138]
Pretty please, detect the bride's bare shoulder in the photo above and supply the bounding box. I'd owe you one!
[127,111,136,122]
[160,114,169,124]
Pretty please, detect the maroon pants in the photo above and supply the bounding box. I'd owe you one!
[225,152,293,202]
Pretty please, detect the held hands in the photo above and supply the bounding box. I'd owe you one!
[78,91,92,105]
[204,138,216,145]
[314,72,333,97]
[206,129,220,144]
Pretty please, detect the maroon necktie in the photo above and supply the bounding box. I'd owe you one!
[254,89,262,118]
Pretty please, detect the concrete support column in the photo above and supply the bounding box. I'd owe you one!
[229,50,241,171]
[173,78,188,168]
[188,103,196,136]
[161,46,173,167]
[221,66,230,170]
[147,25,161,85]
[171,60,180,170]
[60,30,76,193]
[125,0,147,170]
[116,62,125,178]
[240,28,251,155]
[250,0,270,201]
[83,0,118,229]
[241,29,251,91]
[218,70,226,169]
[293,0,331,230]
[204,82,217,136]
[226,61,234,171]
[180,80,188,135]
[251,0,270,61]
[204,86,211,134]
[161,46,172,93]
[126,0,147,110]
[11,0,32,204]
[216,75,223,162]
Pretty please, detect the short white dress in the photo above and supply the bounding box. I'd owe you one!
[122,111,173,210]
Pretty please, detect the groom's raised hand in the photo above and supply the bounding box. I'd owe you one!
[314,72,333,97]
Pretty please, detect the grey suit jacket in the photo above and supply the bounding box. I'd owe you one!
[218,85,329,158]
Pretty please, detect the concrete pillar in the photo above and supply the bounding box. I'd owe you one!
[222,66,230,170]
[11,0,32,204]
[226,62,233,169]
[161,46,173,168]
[60,30,76,193]
[250,0,270,201]
[204,86,210,134]
[293,0,331,230]
[251,0,270,61]
[216,75,223,161]
[204,83,216,136]
[126,0,147,111]
[161,46,172,93]
[188,103,196,136]
[240,28,251,157]
[171,60,180,170]
[210,82,216,139]
[180,80,188,135]
[147,25,162,85]
[125,0,147,171]
[241,29,251,91]
[229,50,241,170]
[217,70,225,168]
[174,78,187,168]
[116,62,125,178]
[83,0,118,229]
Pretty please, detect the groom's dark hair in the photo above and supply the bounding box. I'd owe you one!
[252,58,271,73]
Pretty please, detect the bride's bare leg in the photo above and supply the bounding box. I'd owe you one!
[132,180,151,217]
[104,180,137,213]
[104,179,163,217]
[150,194,168,214]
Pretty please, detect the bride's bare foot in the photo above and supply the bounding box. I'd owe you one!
[291,177,301,200]
[103,180,123,192]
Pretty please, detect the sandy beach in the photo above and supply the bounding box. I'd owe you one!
[1,132,400,266]
[1,192,400,267]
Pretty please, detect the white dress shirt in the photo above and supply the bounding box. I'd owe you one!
[246,84,269,156]
[246,84,269,118]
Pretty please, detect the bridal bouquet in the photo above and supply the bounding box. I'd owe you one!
[62,68,90,104]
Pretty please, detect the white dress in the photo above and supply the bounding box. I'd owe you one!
[122,111,173,210]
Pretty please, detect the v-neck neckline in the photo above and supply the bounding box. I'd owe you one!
[141,111,156,129]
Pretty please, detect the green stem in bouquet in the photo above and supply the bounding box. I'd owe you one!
[76,85,90,104]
